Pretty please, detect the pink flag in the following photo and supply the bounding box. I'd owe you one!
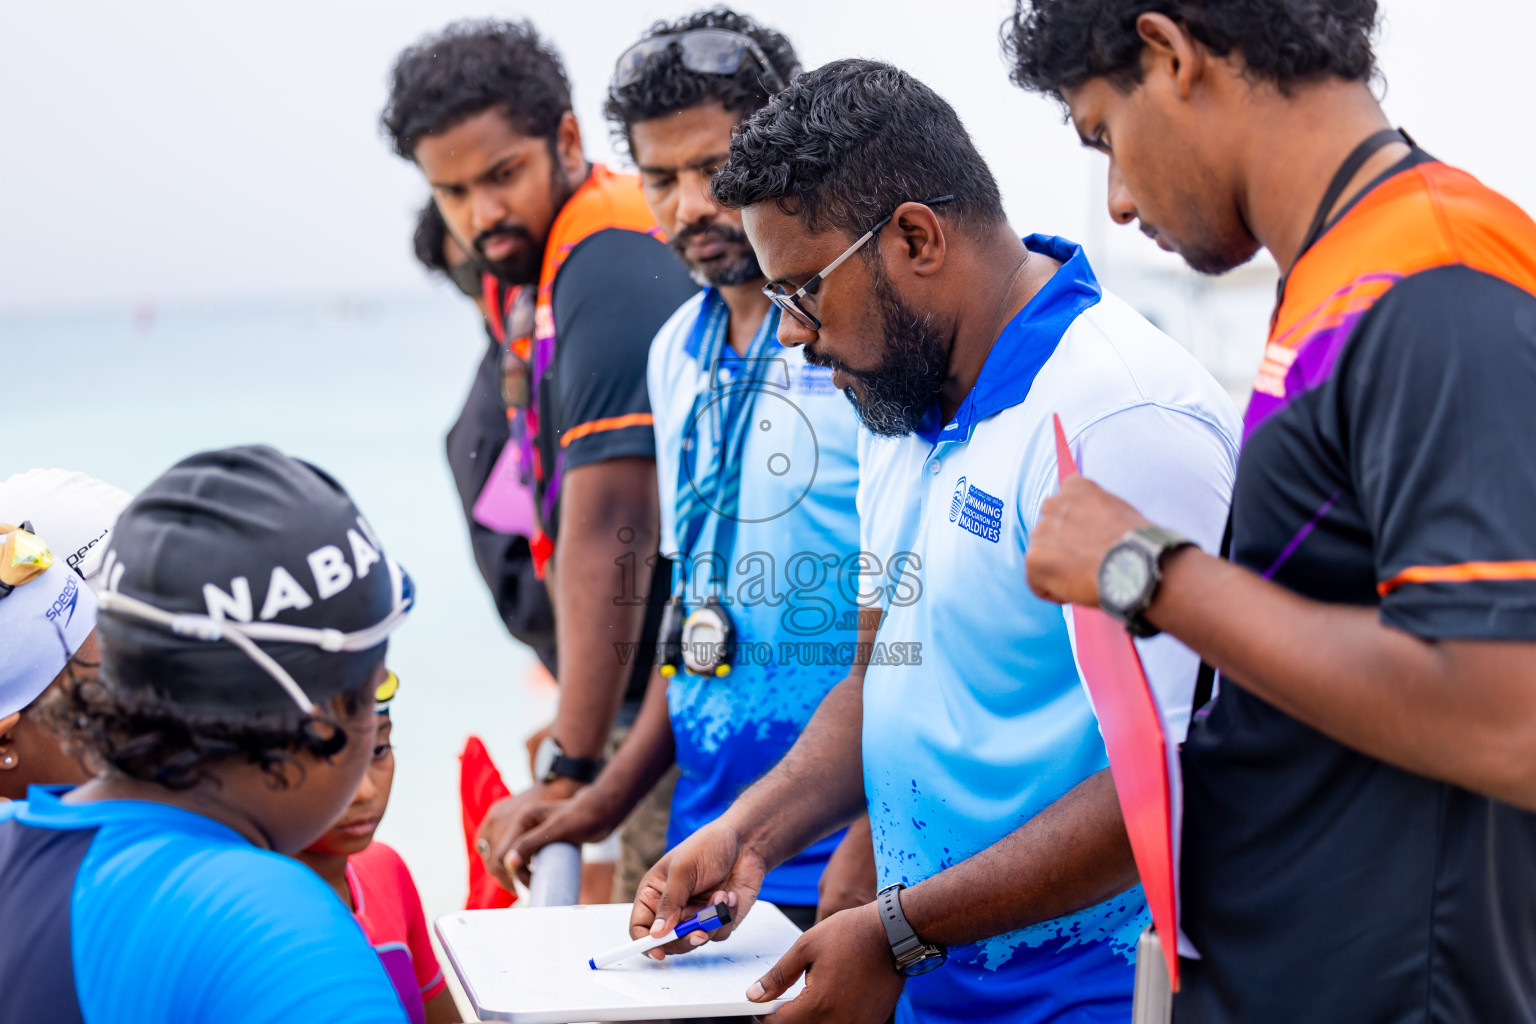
[1053,414,1180,990]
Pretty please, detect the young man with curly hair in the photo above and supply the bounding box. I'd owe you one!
[625,59,1240,1024]
[382,20,698,904]
[0,446,413,1022]
[1008,2,1536,1021]
[480,14,884,989]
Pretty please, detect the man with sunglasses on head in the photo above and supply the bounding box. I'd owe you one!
[626,60,1241,1024]
[382,20,698,903]
[480,14,883,996]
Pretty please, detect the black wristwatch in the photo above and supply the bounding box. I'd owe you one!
[533,736,603,785]
[877,884,946,977]
[1097,526,1194,638]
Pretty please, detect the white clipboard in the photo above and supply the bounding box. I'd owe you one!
[434,901,806,1022]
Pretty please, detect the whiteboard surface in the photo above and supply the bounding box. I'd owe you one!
[435,902,806,1023]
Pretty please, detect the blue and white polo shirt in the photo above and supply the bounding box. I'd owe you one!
[860,236,1240,1023]
[649,290,863,906]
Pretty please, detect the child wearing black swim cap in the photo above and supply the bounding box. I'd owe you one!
[0,446,412,1024]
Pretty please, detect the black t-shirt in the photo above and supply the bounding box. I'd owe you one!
[447,226,694,704]
[1179,158,1536,1023]
[446,336,558,673]
[542,227,694,709]
[538,226,699,530]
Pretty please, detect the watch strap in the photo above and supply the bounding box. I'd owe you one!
[1132,525,1193,557]
[878,883,945,976]
[549,753,602,783]
[540,739,604,784]
[877,884,921,959]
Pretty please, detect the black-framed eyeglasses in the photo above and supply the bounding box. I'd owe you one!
[763,195,954,332]
[613,29,785,93]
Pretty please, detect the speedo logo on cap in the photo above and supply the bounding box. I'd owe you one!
[66,527,111,574]
[45,573,82,629]
[103,516,387,623]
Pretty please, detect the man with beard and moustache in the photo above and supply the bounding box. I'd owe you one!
[478,20,882,1016]
[1011,3,1536,1022]
[381,20,698,904]
[623,61,1241,1024]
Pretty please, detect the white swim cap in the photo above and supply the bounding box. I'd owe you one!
[0,469,132,595]
[0,539,98,718]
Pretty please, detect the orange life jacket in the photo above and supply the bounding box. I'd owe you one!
[478,164,665,577]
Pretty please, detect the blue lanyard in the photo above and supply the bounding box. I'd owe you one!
[673,289,782,593]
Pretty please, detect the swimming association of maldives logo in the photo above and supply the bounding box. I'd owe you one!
[949,477,967,522]
[951,478,1004,543]
[791,364,838,396]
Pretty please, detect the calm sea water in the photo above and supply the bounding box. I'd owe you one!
[2,292,553,924]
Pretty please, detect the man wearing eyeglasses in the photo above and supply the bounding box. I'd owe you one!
[627,60,1241,1024]
[479,10,882,987]
[381,20,698,904]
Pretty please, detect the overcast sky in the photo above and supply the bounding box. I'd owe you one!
[2,0,1531,312]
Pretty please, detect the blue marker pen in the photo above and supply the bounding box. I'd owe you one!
[587,902,734,969]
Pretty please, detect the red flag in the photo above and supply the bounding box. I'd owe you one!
[459,735,518,911]
[1052,414,1179,989]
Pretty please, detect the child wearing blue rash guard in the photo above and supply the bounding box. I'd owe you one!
[0,446,412,1024]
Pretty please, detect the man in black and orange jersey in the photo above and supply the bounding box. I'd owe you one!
[1010,2,1536,1021]
[382,20,697,902]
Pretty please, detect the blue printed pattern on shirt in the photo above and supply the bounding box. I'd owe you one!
[860,237,1239,1024]
[862,238,1146,1024]
[651,294,865,905]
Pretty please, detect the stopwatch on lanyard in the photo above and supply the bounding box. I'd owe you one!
[659,289,781,679]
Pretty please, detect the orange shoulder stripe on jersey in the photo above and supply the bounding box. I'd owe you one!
[1270,275,1397,352]
[1378,561,1536,596]
[1274,162,1536,344]
[560,412,654,448]
[537,164,664,305]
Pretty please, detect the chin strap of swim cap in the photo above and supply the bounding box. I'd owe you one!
[96,559,414,715]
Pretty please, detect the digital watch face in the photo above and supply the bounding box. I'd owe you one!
[1100,547,1152,613]
[681,604,733,675]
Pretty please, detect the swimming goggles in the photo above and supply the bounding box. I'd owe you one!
[613,29,784,92]
[376,669,400,706]
[95,559,414,715]
[0,522,50,600]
